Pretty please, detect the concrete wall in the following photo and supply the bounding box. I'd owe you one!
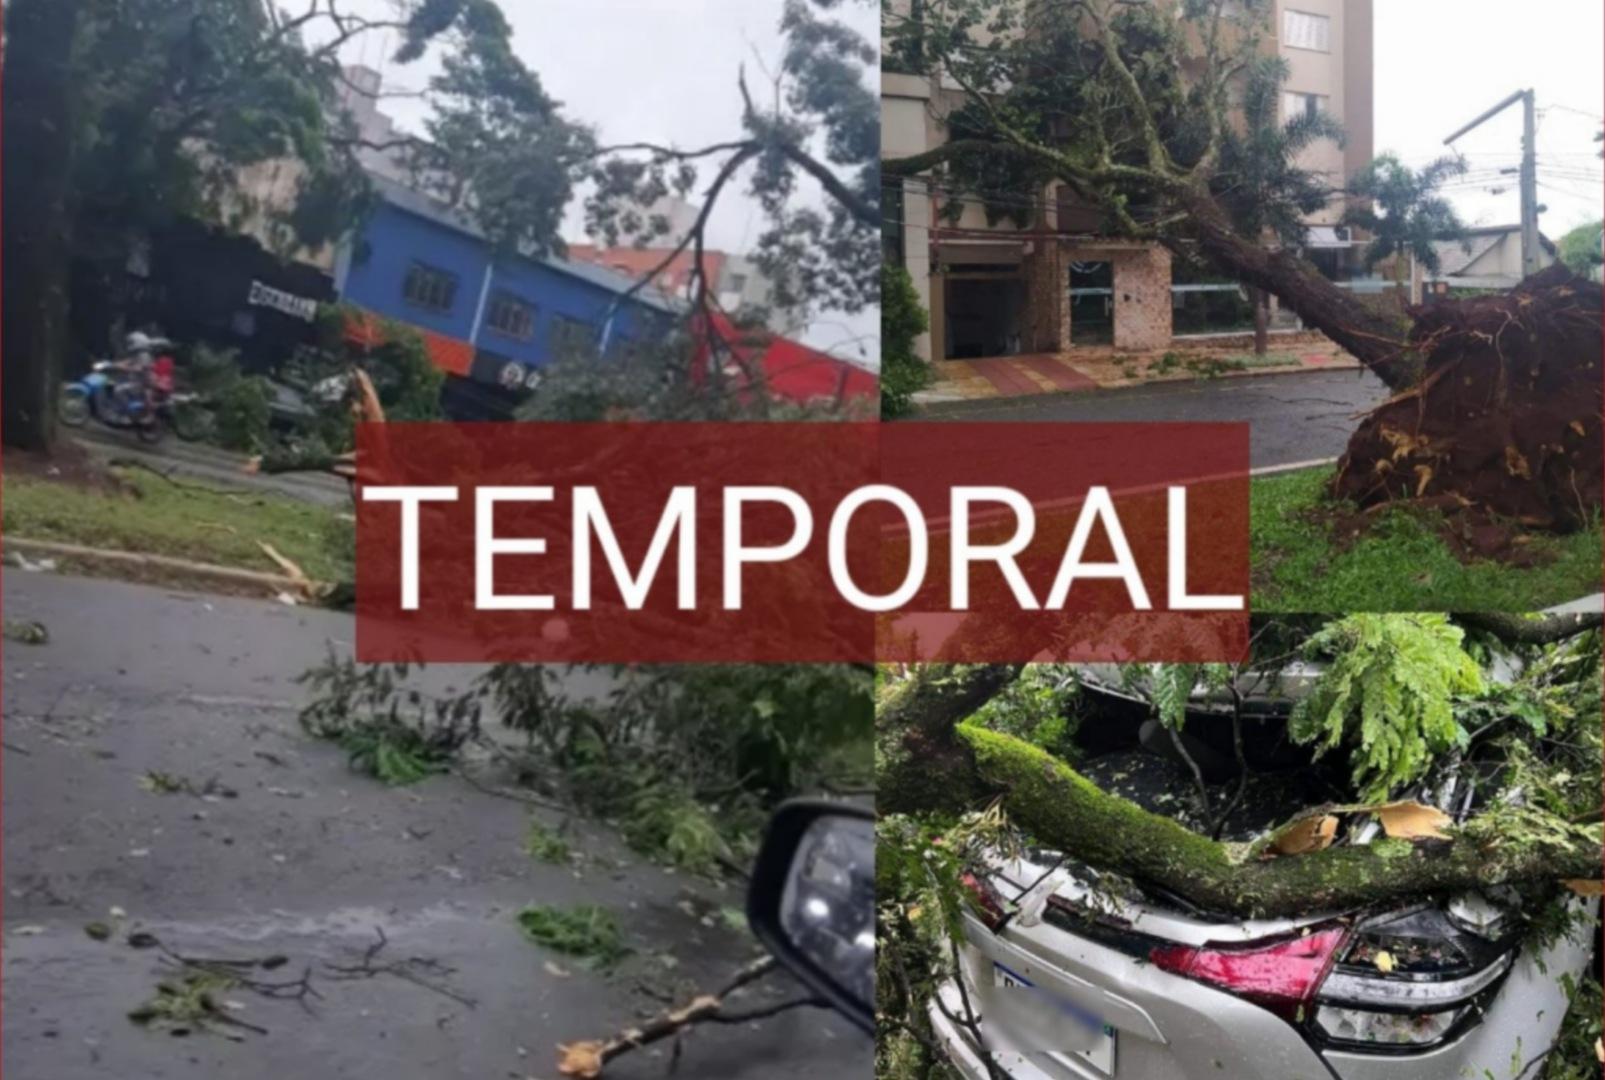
[1275,0,1370,225]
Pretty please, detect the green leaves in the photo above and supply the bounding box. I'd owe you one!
[1342,153,1470,276]
[1290,614,1483,801]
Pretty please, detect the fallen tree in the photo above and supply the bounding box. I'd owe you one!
[877,618,1603,920]
[883,0,1602,530]
[1332,266,1604,530]
[957,724,1599,919]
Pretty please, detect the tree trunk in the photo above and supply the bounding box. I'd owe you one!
[1171,189,1418,389]
[2,0,82,452]
[1248,285,1268,356]
[879,649,1602,919]
[877,665,1021,816]
[959,724,1600,919]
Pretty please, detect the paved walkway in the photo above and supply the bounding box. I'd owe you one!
[916,333,1360,405]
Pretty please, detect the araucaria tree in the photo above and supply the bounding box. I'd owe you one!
[884,0,1601,526]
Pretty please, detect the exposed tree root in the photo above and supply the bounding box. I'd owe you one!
[1332,266,1603,534]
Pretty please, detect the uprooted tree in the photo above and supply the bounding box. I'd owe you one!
[877,613,1603,921]
[882,0,1601,529]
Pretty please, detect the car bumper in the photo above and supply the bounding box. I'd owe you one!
[926,916,1337,1080]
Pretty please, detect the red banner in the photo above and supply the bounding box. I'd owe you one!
[354,422,1250,663]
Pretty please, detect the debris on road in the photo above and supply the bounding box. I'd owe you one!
[3,619,50,644]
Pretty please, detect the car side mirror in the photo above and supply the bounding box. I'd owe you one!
[746,799,875,1035]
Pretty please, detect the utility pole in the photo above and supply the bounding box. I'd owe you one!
[1445,88,1541,278]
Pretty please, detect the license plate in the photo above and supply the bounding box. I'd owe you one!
[993,963,1117,1075]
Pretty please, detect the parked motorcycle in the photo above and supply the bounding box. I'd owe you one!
[58,360,205,443]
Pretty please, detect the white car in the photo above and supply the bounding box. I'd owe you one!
[926,661,1597,1079]
[929,845,1596,1080]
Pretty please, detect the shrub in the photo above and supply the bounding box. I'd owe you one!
[880,263,930,419]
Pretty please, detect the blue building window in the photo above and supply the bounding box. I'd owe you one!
[486,290,537,341]
[551,313,599,357]
[403,261,459,313]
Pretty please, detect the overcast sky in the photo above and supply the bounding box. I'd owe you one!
[1375,0,1603,237]
[331,0,879,362]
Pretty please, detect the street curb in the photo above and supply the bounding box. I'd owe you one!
[3,537,300,592]
[912,358,1368,416]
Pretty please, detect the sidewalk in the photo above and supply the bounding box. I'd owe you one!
[914,332,1360,405]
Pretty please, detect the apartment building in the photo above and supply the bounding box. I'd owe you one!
[882,0,1375,362]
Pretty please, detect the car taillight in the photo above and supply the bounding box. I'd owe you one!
[1149,927,1348,1021]
[960,872,1009,931]
[1310,903,1516,1051]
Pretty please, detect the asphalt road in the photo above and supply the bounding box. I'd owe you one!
[921,368,1392,469]
[1,572,867,1080]
[73,427,353,508]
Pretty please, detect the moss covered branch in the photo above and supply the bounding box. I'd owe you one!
[958,725,1602,919]
[877,665,1020,815]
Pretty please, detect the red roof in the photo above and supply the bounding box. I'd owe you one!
[690,312,876,406]
[567,244,726,299]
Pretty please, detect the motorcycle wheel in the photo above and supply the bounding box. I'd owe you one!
[58,386,91,427]
[135,416,168,445]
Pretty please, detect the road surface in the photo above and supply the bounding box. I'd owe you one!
[1,572,867,1080]
[920,368,1392,469]
[73,428,353,508]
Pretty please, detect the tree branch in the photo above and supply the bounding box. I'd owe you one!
[1458,612,1605,646]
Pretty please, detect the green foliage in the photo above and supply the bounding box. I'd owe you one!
[516,904,628,969]
[880,263,930,419]
[295,658,870,875]
[1290,614,1484,801]
[1557,219,1603,277]
[876,806,1017,1080]
[1342,153,1470,278]
[619,787,732,876]
[1543,968,1604,1080]
[184,344,272,451]
[127,970,241,1037]
[1214,55,1346,248]
[1140,663,1234,732]
[1249,466,1604,612]
[212,376,273,452]
[297,652,481,785]
[523,818,573,865]
[969,665,1081,759]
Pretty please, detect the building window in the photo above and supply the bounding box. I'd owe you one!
[726,272,749,294]
[1282,91,1328,124]
[1283,10,1330,52]
[550,314,598,356]
[486,290,536,341]
[403,262,459,313]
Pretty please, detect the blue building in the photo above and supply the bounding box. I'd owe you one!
[334,174,677,414]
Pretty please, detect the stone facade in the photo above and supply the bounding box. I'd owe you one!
[1023,241,1173,354]
[1107,246,1172,351]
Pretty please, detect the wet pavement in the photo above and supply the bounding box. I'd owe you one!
[919,367,1392,469]
[2,572,868,1079]
[72,428,353,508]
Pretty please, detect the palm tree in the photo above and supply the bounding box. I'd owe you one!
[1342,153,1469,303]
[1211,56,1346,355]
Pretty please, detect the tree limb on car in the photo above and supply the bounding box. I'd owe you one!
[958,724,1601,920]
